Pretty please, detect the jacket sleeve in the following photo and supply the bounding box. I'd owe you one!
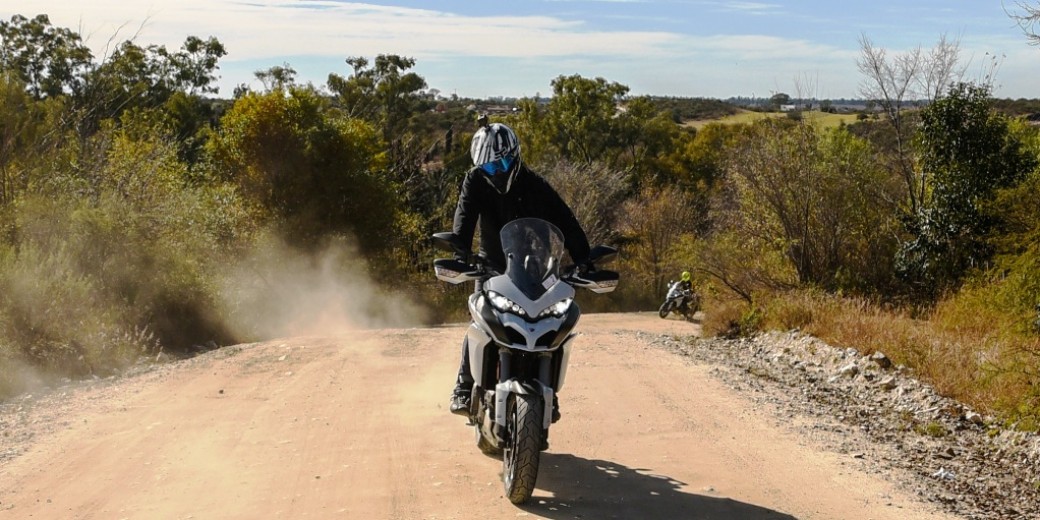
[535,176,591,264]
[452,168,481,254]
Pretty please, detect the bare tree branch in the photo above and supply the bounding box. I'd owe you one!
[856,33,963,216]
[1006,1,1040,45]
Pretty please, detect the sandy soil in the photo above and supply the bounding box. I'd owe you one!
[0,313,959,520]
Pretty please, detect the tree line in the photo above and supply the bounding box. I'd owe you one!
[1,13,1039,426]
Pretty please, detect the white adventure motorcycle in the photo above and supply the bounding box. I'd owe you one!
[658,280,700,320]
[432,217,619,504]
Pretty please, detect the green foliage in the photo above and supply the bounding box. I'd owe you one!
[694,231,796,303]
[898,83,1038,296]
[616,185,699,307]
[669,123,731,190]
[512,75,688,191]
[0,71,43,206]
[327,54,429,143]
[976,115,1040,339]
[0,104,258,398]
[770,92,791,109]
[74,36,225,138]
[0,237,151,378]
[207,86,396,252]
[0,14,92,98]
[645,96,739,122]
[513,75,630,166]
[717,119,898,293]
[1,15,1039,428]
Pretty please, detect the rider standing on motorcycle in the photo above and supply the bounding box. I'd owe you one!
[448,117,591,418]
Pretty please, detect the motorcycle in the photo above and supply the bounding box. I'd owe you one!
[658,280,700,320]
[431,217,619,504]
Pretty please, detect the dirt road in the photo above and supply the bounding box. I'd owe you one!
[0,313,957,519]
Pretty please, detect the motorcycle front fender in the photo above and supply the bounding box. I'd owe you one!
[495,379,555,430]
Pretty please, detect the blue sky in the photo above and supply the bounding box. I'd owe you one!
[3,1,1037,99]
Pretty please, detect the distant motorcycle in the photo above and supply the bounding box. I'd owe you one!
[658,281,699,320]
[431,217,619,504]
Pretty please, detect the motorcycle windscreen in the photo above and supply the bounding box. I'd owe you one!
[500,218,566,301]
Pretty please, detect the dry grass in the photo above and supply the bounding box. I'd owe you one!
[704,289,1040,428]
[684,110,860,130]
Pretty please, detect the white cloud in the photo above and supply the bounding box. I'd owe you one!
[684,34,854,61]
[726,2,781,13]
[8,1,677,62]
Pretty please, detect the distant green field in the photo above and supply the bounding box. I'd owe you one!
[684,110,860,130]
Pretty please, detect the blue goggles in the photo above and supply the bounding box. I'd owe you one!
[480,156,513,175]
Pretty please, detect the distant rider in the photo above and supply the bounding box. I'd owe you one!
[448,118,591,422]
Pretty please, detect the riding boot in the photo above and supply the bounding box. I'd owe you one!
[450,337,474,416]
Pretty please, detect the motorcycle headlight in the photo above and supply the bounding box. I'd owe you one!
[487,290,527,316]
[538,297,573,318]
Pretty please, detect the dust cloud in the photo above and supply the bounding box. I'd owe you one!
[0,355,47,398]
[217,233,429,342]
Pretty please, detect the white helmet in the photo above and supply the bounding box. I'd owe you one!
[470,122,521,193]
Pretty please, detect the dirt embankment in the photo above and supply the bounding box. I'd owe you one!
[0,313,1015,519]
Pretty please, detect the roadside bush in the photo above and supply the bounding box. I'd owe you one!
[700,293,764,338]
[206,86,395,253]
[0,236,151,387]
[931,281,1040,429]
[0,115,255,398]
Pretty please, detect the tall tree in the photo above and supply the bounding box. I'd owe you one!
[255,63,296,91]
[206,86,396,252]
[327,54,428,143]
[533,74,631,166]
[721,119,899,292]
[327,54,430,213]
[0,14,92,99]
[857,33,963,216]
[82,36,226,112]
[0,72,40,207]
[897,83,1038,295]
[618,185,699,300]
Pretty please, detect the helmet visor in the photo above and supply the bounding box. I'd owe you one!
[479,156,513,175]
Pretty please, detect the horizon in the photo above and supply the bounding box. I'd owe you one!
[2,1,1038,100]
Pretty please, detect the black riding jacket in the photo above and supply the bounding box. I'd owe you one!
[453,163,591,272]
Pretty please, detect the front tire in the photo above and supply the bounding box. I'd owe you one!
[658,301,673,319]
[503,393,542,504]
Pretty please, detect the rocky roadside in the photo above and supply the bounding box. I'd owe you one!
[641,328,1040,520]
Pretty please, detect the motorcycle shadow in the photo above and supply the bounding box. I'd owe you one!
[662,312,701,324]
[521,452,797,520]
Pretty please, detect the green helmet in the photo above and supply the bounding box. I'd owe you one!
[681,271,691,282]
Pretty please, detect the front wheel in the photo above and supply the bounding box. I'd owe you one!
[503,393,543,504]
[658,301,673,319]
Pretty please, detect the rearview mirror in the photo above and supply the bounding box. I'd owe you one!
[431,232,466,255]
[588,245,618,265]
